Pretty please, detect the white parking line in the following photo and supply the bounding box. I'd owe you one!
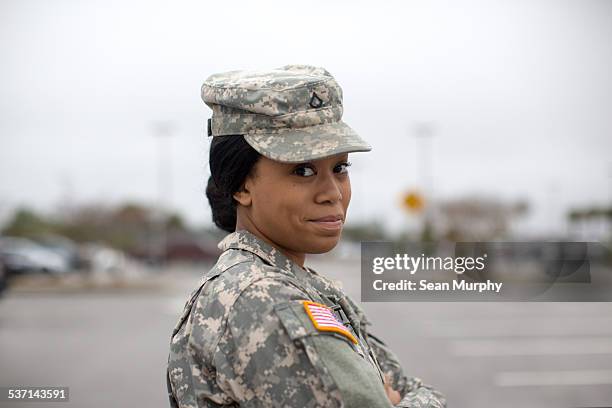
[450,337,612,356]
[495,369,612,387]
[424,317,612,338]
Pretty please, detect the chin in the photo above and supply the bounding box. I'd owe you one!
[306,235,341,254]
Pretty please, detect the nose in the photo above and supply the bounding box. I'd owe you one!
[314,171,344,204]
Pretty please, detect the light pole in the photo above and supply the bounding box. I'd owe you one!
[152,121,175,265]
[414,122,435,242]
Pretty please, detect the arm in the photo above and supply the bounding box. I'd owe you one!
[212,277,398,408]
[371,330,446,407]
[343,297,447,408]
[367,330,414,397]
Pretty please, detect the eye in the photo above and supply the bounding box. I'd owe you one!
[334,161,352,174]
[293,164,316,177]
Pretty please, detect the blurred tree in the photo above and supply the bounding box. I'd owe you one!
[438,196,529,241]
[567,205,612,243]
[113,203,152,224]
[167,213,186,231]
[2,208,57,237]
[1,202,190,256]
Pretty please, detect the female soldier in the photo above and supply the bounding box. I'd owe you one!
[167,65,446,408]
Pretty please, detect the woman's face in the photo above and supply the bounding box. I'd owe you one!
[235,152,352,260]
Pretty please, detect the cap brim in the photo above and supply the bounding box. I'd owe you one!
[243,121,372,163]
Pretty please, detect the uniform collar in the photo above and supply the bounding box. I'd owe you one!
[218,229,317,275]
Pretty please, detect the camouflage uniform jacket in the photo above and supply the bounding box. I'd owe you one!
[167,229,446,407]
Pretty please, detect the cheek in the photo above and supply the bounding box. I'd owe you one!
[253,187,280,215]
[281,186,317,230]
[283,184,311,220]
[342,179,352,208]
[253,183,304,221]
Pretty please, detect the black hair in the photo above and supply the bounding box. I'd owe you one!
[206,135,261,233]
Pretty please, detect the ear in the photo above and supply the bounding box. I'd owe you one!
[233,180,252,207]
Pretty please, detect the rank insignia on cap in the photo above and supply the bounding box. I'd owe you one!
[302,300,358,344]
[309,92,323,108]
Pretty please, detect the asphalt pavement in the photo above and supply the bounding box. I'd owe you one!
[0,259,611,408]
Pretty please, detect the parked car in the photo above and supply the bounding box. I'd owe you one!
[0,237,70,275]
[80,243,126,274]
[0,259,7,295]
[32,234,84,270]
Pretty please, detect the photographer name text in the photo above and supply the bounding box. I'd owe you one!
[370,253,502,293]
[372,279,503,293]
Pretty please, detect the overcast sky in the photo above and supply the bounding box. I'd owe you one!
[1,0,611,236]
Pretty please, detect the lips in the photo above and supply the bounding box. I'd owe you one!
[310,215,343,222]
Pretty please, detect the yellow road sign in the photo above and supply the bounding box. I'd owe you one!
[402,191,425,213]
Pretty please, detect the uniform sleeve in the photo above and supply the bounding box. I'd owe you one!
[211,277,397,408]
[366,330,446,407]
[394,378,447,408]
[343,296,447,408]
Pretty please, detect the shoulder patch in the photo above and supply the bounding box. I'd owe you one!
[302,300,358,344]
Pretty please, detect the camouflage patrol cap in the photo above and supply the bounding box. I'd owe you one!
[202,64,372,163]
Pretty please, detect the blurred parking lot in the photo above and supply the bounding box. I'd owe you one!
[1,258,611,408]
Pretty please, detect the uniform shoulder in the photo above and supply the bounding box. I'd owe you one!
[208,248,308,300]
[186,249,309,357]
[193,248,311,330]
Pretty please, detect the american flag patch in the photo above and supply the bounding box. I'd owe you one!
[302,300,358,344]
